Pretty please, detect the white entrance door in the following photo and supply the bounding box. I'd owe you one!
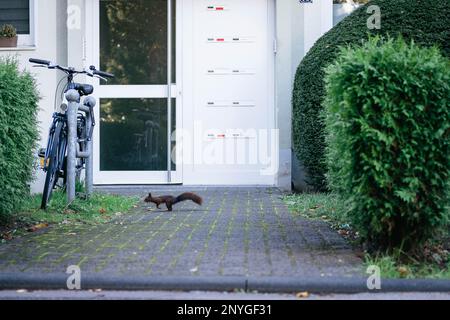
[86,0,182,185]
[181,0,277,185]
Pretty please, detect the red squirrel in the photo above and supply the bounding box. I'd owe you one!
[144,192,203,211]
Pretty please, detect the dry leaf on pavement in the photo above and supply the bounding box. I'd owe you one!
[27,223,49,232]
[296,292,310,299]
[398,266,410,278]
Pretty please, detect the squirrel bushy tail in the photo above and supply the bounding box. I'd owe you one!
[174,192,203,206]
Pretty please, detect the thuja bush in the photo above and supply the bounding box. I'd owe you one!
[325,38,450,252]
[0,57,39,220]
[293,0,450,190]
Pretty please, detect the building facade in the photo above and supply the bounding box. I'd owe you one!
[0,0,339,192]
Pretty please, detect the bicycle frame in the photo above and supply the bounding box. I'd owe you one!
[30,57,113,207]
[43,71,87,175]
[39,73,94,204]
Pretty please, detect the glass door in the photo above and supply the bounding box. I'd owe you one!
[88,0,181,184]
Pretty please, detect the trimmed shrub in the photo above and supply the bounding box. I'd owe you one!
[325,37,450,252]
[293,0,450,190]
[0,57,39,220]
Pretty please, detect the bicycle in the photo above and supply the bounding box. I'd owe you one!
[29,58,114,209]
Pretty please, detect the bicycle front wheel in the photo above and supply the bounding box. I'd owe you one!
[41,120,66,209]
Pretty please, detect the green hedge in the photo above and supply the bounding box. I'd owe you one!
[293,0,450,191]
[0,58,39,219]
[325,37,450,252]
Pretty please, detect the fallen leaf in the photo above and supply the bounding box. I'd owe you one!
[27,223,49,232]
[1,232,13,240]
[296,292,310,299]
[398,266,409,278]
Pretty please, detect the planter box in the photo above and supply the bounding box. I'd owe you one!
[0,36,18,48]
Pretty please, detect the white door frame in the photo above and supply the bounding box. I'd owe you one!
[85,0,183,185]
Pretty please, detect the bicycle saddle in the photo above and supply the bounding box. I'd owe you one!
[74,83,94,96]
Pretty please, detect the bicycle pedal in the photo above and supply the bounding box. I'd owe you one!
[38,148,48,169]
[38,148,46,157]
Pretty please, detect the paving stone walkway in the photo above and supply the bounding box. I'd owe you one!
[0,187,363,280]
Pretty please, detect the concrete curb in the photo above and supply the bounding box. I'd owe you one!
[1,274,449,293]
[247,277,450,293]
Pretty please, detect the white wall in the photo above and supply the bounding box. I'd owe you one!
[0,0,67,193]
[275,0,333,190]
[303,1,334,55]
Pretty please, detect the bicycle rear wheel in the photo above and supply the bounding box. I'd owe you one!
[41,120,66,209]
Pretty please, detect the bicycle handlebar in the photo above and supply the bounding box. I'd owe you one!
[93,69,114,79]
[29,58,115,79]
[29,58,51,66]
[89,65,114,79]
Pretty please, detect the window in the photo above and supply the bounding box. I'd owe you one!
[0,0,36,47]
